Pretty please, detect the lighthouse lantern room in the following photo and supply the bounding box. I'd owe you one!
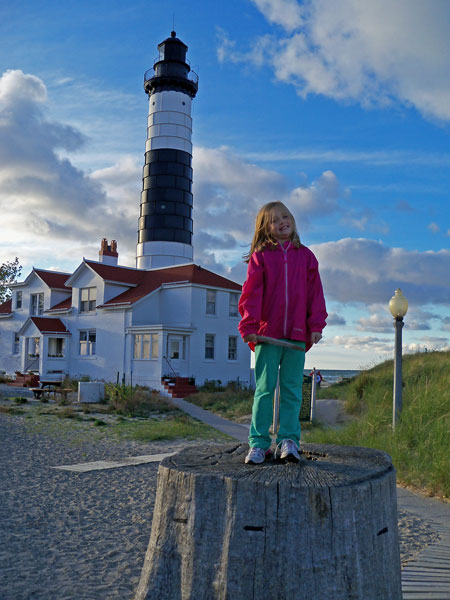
[136,31,199,269]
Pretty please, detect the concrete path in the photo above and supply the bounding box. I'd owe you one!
[169,396,250,442]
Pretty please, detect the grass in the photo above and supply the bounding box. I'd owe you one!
[304,350,450,499]
[0,386,229,444]
[115,414,231,443]
[187,388,254,420]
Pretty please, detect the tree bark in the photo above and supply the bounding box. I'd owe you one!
[134,443,402,600]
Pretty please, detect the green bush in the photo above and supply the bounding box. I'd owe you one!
[188,387,254,419]
[198,379,225,392]
[13,397,28,404]
[105,384,174,417]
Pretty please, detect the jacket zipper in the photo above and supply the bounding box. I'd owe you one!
[282,242,290,337]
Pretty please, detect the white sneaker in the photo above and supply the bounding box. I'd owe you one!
[276,439,300,463]
[245,447,266,465]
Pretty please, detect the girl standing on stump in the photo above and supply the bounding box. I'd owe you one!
[238,201,327,464]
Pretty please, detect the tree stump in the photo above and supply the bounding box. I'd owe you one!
[134,443,402,600]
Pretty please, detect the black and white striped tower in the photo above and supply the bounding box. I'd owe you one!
[136,31,198,269]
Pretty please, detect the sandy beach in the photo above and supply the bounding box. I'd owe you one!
[0,405,440,599]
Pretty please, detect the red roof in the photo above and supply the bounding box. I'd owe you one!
[34,269,71,289]
[86,261,143,285]
[30,317,70,333]
[0,299,12,314]
[47,297,72,312]
[95,263,241,307]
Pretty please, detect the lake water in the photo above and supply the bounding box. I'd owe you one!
[304,369,361,385]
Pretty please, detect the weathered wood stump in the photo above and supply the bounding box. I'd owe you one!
[134,443,402,600]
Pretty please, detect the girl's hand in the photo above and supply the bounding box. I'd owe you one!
[243,334,258,343]
[311,332,322,344]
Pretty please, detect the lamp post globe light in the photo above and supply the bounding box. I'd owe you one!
[389,288,408,430]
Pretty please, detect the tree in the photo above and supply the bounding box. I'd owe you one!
[0,257,22,305]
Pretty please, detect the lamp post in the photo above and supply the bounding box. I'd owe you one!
[389,288,408,430]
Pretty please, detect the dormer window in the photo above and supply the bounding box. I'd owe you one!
[30,293,44,316]
[80,287,96,313]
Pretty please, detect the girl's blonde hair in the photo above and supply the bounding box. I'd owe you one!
[243,201,301,262]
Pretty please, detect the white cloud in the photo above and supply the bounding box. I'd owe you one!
[329,335,391,354]
[405,337,450,353]
[0,69,140,270]
[326,312,346,326]
[311,238,450,306]
[289,169,340,217]
[0,70,350,277]
[222,0,450,122]
[356,313,391,333]
[251,0,304,32]
[0,69,47,104]
[192,145,345,249]
[442,317,450,332]
[356,305,439,333]
[428,222,440,233]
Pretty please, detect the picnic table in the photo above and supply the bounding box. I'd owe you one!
[29,386,72,401]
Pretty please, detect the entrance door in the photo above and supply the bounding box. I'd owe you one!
[25,337,40,372]
[166,335,187,376]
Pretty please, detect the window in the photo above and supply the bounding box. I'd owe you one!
[228,336,237,361]
[80,287,96,313]
[205,334,215,360]
[48,337,65,358]
[79,330,96,356]
[28,337,40,357]
[229,293,239,317]
[30,293,44,315]
[151,333,159,359]
[13,333,20,354]
[133,333,159,360]
[206,289,216,315]
[16,292,22,310]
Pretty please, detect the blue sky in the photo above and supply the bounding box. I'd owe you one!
[1,0,449,369]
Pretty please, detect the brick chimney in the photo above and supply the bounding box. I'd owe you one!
[99,238,118,266]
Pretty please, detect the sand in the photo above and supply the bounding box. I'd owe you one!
[0,404,440,599]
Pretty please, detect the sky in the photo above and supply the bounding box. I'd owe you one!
[1,0,449,369]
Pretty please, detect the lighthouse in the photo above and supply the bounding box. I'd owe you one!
[136,31,198,269]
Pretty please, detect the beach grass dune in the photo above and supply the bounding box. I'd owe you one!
[307,350,450,499]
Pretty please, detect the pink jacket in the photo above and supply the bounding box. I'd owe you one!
[238,242,327,352]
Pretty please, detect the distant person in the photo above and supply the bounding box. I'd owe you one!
[308,368,323,387]
[316,370,323,387]
[238,201,327,465]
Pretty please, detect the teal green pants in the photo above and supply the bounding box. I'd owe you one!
[249,340,306,449]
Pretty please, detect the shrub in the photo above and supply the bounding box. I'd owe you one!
[13,397,28,404]
[105,384,174,417]
[199,379,224,392]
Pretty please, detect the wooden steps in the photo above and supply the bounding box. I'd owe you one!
[402,518,450,598]
[7,372,40,387]
[161,377,198,399]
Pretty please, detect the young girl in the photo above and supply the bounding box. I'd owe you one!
[238,201,327,464]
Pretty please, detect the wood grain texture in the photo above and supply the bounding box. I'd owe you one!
[134,443,402,600]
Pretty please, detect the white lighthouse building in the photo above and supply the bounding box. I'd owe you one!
[136,31,198,269]
[0,32,252,394]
